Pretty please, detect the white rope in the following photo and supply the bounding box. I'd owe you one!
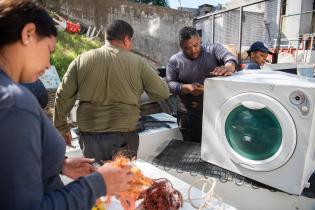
[187,178,224,210]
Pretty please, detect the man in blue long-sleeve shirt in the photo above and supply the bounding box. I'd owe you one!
[166,26,237,143]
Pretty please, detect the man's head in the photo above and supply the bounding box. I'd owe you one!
[106,20,134,50]
[179,26,201,60]
[247,41,273,66]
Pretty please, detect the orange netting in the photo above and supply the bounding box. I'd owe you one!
[93,156,183,210]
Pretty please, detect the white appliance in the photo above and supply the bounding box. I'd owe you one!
[201,70,315,195]
[262,62,314,78]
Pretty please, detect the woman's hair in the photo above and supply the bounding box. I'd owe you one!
[0,0,57,48]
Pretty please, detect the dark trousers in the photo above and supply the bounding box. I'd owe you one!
[177,110,202,143]
[79,131,139,164]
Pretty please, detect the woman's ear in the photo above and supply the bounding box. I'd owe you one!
[21,23,37,46]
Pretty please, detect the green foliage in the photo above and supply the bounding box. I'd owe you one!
[131,0,169,7]
[51,31,103,78]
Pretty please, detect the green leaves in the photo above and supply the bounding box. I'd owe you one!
[51,31,102,78]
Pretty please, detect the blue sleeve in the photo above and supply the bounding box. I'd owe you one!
[166,56,182,94]
[40,173,105,210]
[245,62,261,70]
[0,108,106,210]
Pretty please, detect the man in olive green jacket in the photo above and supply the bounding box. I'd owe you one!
[53,20,169,163]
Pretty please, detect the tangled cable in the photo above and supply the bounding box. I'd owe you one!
[93,156,183,210]
[187,178,224,210]
[139,178,183,210]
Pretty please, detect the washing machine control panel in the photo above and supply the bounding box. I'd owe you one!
[289,90,310,116]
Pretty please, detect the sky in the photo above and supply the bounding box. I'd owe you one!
[168,0,230,9]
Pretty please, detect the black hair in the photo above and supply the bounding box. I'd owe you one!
[0,0,57,49]
[179,26,199,42]
[106,20,134,41]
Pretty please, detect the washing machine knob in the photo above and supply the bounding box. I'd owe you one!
[301,105,309,112]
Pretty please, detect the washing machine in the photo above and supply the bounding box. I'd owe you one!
[201,70,315,195]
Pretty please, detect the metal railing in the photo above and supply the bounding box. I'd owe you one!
[193,0,270,64]
[276,9,315,62]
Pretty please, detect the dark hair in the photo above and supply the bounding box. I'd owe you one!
[179,26,199,42]
[0,0,57,48]
[106,20,134,41]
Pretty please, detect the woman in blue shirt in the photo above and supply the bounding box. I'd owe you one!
[0,1,134,210]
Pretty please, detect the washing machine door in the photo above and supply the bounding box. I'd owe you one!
[216,92,297,171]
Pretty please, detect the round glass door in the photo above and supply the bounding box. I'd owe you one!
[217,93,296,171]
[225,105,282,161]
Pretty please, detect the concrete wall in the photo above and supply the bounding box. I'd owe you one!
[43,0,192,65]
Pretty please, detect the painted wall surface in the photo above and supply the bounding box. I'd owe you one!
[44,0,192,65]
[279,0,313,47]
[299,0,313,34]
[283,0,303,41]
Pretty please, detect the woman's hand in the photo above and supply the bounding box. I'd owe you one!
[97,162,134,196]
[62,157,96,179]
